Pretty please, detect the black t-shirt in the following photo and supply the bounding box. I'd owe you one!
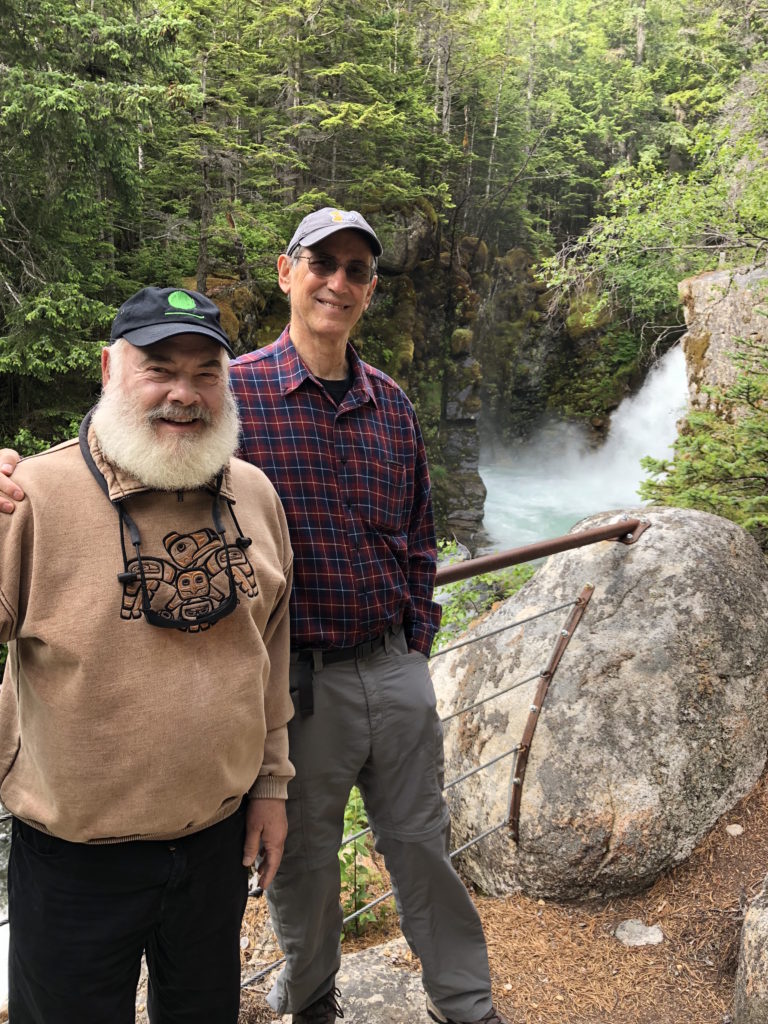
[317,372,354,406]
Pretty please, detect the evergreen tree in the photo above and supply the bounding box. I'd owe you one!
[541,0,768,332]
[0,0,182,449]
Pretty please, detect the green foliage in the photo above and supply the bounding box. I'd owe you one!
[2,0,767,461]
[434,541,535,650]
[640,328,768,551]
[540,4,768,338]
[0,0,182,447]
[548,328,645,421]
[338,786,381,937]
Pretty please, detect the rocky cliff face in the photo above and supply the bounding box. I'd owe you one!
[678,266,768,411]
[359,208,489,542]
[472,248,567,451]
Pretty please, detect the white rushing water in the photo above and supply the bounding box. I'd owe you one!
[479,345,689,550]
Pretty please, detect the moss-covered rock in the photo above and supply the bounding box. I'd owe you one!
[368,198,439,275]
[450,328,474,356]
[545,327,647,422]
[358,275,418,379]
[472,248,568,443]
[184,275,266,355]
[459,236,490,273]
[564,290,613,341]
[444,358,483,422]
[501,248,534,274]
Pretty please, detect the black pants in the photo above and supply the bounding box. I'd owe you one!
[8,809,248,1024]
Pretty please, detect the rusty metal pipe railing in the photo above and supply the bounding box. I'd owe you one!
[435,516,648,586]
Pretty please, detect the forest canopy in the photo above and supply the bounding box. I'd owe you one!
[1,0,766,545]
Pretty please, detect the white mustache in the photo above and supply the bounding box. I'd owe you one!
[147,404,212,426]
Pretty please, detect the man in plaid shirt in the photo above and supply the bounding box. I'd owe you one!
[0,208,509,1024]
[231,208,508,1024]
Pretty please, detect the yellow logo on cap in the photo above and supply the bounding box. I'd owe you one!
[330,210,344,222]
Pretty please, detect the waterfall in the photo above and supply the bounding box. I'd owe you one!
[479,345,689,549]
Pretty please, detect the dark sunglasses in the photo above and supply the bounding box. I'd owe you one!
[295,253,375,285]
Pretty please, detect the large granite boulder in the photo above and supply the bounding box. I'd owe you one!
[431,506,768,898]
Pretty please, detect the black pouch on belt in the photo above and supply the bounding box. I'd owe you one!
[290,658,315,717]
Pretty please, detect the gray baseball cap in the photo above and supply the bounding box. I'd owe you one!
[286,207,382,258]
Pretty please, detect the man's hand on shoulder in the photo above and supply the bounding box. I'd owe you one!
[0,450,24,514]
[243,797,288,892]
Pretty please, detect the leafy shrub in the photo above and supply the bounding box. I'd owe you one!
[339,786,382,938]
[434,540,535,651]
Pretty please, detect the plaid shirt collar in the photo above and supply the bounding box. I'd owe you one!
[273,327,378,408]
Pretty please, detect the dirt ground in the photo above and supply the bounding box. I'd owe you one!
[237,769,768,1024]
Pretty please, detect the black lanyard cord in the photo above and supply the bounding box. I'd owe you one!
[78,410,250,627]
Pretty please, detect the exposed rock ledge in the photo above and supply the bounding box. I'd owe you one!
[678,265,768,410]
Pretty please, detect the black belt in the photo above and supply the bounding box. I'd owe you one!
[290,622,405,720]
[290,625,402,718]
[293,627,395,667]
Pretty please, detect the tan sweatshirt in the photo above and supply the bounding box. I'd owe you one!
[0,431,294,843]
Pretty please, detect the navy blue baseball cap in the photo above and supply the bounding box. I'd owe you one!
[110,287,234,356]
[286,207,382,258]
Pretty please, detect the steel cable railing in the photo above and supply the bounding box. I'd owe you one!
[430,601,577,661]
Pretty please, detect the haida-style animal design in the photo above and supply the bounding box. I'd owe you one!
[120,527,257,632]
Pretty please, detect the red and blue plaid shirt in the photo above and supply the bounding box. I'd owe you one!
[230,329,441,656]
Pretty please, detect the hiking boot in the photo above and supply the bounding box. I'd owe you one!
[426,994,511,1024]
[292,987,344,1023]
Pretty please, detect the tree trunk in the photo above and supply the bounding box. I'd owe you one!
[196,156,212,294]
[636,0,647,64]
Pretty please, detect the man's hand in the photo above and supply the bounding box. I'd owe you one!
[243,797,288,892]
[0,450,23,514]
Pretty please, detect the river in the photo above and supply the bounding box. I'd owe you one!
[479,345,689,550]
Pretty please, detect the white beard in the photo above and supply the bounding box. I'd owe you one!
[91,380,240,491]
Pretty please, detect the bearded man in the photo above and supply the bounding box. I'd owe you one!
[0,287,295,1024]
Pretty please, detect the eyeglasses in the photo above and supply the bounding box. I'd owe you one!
[294,253,375,285]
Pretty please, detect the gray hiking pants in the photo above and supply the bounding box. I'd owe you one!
[266,628,492,1021]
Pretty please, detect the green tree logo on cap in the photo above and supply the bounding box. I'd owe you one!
[167,290,196,310]
[165,290,204,319]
